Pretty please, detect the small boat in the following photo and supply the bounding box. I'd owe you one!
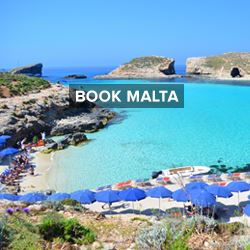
[160,166,210,178]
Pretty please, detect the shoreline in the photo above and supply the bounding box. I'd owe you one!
[20,152,53,193]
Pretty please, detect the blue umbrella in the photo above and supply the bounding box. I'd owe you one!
[47,192,70,201]
[0,193,20,201]
[119,188,146,212]
[0,135,11,140]
[19,193,47,203]
[95,190,120,204]
[119,188,146,201]
[227,181,250,206]
[0,135,11,143]
[71,190,96,204]
[172,188,190,202]
[0,147,19,158]
[147,186,172,209]
[185,181,208,191]
[243,204,250,216]
[147,186,172,198]
[190,189,216,207]
[227,181,250,192]
[206,185,232,198]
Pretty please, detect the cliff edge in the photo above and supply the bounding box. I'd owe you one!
[94,56,179,79]
[186,52,250,79]
[10,63,43,77]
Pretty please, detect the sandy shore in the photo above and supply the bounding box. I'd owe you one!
[20,152,53,193]
[4,151,250,223]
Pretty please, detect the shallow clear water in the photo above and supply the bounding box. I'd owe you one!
[44,71,250,192]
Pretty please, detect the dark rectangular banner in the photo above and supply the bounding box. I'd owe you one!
[69,84,184,108]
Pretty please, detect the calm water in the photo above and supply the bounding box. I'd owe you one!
[43,67,250,192]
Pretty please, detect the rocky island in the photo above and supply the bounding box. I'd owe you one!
[186,52,250,79]
[64,74,87,79]
[10,63,43,77]
[95,56,180,79]
[0,73,114,146]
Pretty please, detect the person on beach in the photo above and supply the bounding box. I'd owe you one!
[21,138,26,150]
[41,132,46,141]
[30,165,35,175]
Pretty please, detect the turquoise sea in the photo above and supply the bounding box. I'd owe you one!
[43,67,250,192]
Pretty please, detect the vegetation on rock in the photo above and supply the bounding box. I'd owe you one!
[0,73,50,97]
[186,52,250,78]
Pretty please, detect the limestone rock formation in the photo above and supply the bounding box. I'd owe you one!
[0,83,115,145]
[186,53,250,79]
[42,132,88,153]
[10,63,43,76]
[64,74,87,79]
[94,56,178,79]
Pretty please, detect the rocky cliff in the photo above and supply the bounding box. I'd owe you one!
[10,63,43,76]
[186,52,250,79]
[0,77,114,145]
[95,56,178,79]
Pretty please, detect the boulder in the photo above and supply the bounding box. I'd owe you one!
[58,132,87,147]
[186,52,250,79]
[45,141,58,150]
[10,63,43,76]
[50,110,115,135]
[27,204,47,212]
[65,132,87,145]
[94,56,179,79]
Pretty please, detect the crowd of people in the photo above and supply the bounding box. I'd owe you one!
[0,149,35,194]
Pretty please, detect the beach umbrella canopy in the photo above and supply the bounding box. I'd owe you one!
[95,190,120,204]
[190,189,216,207]
[19,193,47,203]
[0,135,11,143]
[119,188,146,201]
[243,204,250,216]
[47,192,70,201]
[206,184,233,198]
[227,181,250,193]
[172,188,190,202]
[147,186,172,198]
[71,190,96,204]
[185,181,208,191]
[0,193,20,201]
[0,147,19,157]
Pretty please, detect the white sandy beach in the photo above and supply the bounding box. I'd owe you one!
[20,152,53,193]
[1,150,248,223]
[20,154,250,221]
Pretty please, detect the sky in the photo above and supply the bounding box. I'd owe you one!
[1,0,250,68]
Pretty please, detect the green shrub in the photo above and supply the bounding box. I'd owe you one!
[217,222,244,235]
[164,218,192,250]
[39,213,95,244]
[226,235,250,249]
[62,218,95,244]
[136,223,166,250]
[60,198,80,207]
[186,215,217,234]
[0,216,10,249]
[39,212,64,241]
[0,73,50,96]
[4,215,43,250]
